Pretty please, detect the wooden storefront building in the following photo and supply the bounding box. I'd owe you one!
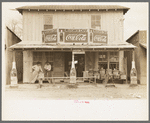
[125,30,147,84]
[10,5,136,83]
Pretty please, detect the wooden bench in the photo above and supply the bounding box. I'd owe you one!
[38,76,97,84]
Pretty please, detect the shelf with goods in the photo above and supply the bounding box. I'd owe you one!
[109,51,119,70]
[98,52,108,70]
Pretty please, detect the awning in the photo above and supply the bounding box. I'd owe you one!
[9,41,136,51]
[140,43,147,49]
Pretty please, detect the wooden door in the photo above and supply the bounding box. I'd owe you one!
[85,52,94,71]
[53,52,64,77]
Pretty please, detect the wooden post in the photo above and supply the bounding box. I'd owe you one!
[125,57,127,84]
[13,50,16,62]
[107,52,110,69]
[132,50,135,61]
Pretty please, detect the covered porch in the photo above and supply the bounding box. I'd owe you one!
[10,42,136,84]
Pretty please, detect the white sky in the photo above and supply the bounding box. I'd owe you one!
[2,2,148,40]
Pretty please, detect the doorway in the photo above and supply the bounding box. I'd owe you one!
[64,53,85,77]
[74,54,85,77]
[64,52,72,77]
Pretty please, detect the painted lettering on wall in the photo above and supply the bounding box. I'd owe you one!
[45,34,57,42]
[66,34,86,41]
[65,32,88,42]
[94,35,107,42]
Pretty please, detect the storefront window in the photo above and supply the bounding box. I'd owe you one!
[109,52,119,70]
[33,52,42,65]
[91,15,101,29]
[98,52,108,69]
[44,15,53,30]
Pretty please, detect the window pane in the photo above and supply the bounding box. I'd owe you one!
[96,15,100,20]
[91,21,95,28]
[44,15,53,25]
[44,25,53,30]
[91,15,95,20]
[95,21,100,26]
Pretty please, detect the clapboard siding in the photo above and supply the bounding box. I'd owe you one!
[23,10,124,43]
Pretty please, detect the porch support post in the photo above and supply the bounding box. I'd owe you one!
[119,51,124,73]
[132,50,135,61]
[13,50,16,62]
[70,51,76,84]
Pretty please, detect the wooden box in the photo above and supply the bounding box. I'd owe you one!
[121,75,126,80]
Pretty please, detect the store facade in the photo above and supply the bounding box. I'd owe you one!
[10,5,135,83]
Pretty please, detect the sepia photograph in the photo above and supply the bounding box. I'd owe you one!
[2,2,148,121]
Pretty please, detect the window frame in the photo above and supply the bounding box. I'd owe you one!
[91,14,101,29]
[43,15,53,30]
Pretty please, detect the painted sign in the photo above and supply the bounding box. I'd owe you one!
[45,34,57,42]
[64,29,88,42]
[92,29,107,43]
[42,29,57,43]
[93,33,107,43]
[73,50,85,54]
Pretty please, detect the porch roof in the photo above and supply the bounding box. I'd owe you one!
[9,41,136,51]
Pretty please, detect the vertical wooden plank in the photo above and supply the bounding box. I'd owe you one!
[119,51,124,72]
[53,52,64,77]
[23,50,33,83]
[28,12,32,41]
[23,11,28,41]
[107,52,110,69]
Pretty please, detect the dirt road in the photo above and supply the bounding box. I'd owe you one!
[3,83,147,100]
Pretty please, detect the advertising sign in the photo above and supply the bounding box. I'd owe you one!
[93,30,107,43]
[43,29,57,43]
[64,29,88,43]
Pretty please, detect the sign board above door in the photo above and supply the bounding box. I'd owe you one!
[73,50,85,54]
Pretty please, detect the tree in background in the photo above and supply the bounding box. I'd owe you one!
[6,16,23,39]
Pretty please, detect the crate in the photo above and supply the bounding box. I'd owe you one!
[121,75,126,80]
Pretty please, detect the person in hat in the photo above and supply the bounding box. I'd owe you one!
[30,62,43,83]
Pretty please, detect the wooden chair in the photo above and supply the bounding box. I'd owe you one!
[100,69,105,80]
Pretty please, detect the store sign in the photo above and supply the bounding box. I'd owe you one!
[73,50,85,54]
[93,33,107,43]
[94,35,107,42]
[42,29,57,43]
[45,34,57,42]
[64,29,88,42]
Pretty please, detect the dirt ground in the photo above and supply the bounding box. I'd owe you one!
[3,82,147,100]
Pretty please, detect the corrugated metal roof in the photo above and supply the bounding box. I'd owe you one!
[9,41,136,49]
[16,5,130,15]
[140,43,147,49]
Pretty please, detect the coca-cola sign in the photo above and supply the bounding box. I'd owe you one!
[94,35,107,42]
[45,34,57,42]
[42,29,57,43]
[93,32,107,43]
[65,32,88,42]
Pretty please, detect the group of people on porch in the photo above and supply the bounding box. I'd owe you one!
[30,57,84,83]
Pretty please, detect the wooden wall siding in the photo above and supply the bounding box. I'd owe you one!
[140,47,147,84]
[53,52,64,77]
[23,10,124,43]
[15,51,23,82]
[85,52,95,71]
[23,50,33,83]
[5,27,22,84]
